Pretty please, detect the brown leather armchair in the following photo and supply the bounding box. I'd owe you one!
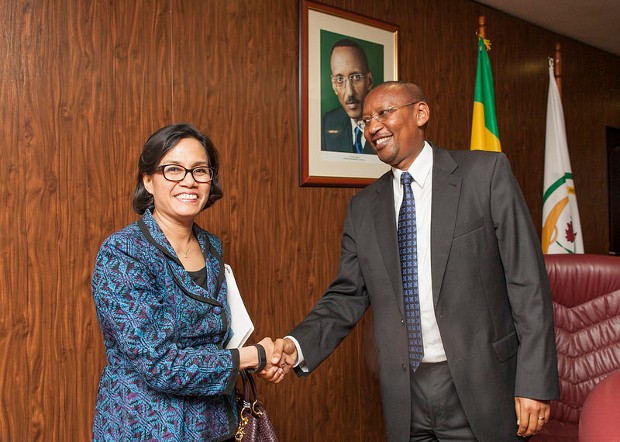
[531,254,620,441]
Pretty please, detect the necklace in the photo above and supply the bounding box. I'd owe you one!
[168,236,192,259]
[153,211,193,258]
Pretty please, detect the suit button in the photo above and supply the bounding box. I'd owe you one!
[213,336,221,343]
[213,306,222,314]
[401,319,405,324]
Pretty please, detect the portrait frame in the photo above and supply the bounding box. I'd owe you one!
[300,0,399,187]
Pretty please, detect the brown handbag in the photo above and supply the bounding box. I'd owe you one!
[235,370,279,442]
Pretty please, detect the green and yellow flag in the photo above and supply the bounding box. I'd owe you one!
[470,37,501,152]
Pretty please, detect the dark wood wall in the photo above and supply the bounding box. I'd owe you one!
[0,0,618,440]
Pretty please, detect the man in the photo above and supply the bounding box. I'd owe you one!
[264,82,560,441]
[322,39,375,154]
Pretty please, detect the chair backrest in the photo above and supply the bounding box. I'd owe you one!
[544,254,620,424]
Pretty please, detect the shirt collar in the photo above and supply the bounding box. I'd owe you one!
[391,141,433,187]
[350,119,365,143]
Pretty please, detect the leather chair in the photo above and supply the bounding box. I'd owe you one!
[578,368,620,441]
[531,254,620,441]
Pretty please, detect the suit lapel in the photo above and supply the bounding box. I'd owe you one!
[370,146,462,314]
[430,146,461,307]
[371,172,405,316]
[336,107,353,150]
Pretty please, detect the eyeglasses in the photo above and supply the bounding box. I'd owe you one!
[331,73,366,89]
[156,164,214,183]
[356,101,421,130]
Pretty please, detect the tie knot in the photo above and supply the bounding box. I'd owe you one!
[401,172,413,186]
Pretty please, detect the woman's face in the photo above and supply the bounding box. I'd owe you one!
[142,137,211,224]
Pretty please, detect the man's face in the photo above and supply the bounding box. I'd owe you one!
[362,85,428,170]
[330,46,373,119]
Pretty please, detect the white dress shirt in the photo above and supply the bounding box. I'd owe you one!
[391,142,446,362]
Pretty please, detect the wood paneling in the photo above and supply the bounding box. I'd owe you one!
[0,0,618,440]
[0,1,28,438]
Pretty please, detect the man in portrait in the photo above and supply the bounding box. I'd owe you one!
[322,38,375,154]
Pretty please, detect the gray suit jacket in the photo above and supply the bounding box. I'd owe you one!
[290,144,559,442]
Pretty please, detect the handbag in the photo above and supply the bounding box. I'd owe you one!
[235,370,279,442]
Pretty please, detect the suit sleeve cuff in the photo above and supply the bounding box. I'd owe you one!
[284,335,308,372]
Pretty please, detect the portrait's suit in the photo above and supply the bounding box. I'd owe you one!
[321,106,375,154]
[290,144,560,442]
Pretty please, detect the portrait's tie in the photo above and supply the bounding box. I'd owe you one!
[354,126,363,154]
[398,172,424,371]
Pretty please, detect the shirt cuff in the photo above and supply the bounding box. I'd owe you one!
[284,335,309,372]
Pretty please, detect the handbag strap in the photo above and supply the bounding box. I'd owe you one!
[244,370,260,401]
[240,370,256,402]
[240,369,265,419]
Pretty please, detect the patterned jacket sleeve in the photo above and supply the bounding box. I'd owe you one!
[92,235,239,397]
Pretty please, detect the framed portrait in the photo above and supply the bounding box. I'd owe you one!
[300,0,399,187]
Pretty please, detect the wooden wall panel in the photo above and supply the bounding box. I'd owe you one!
[561,43,620,252]
[0,0,618,441]
[55,1,111,437]
[0,1,28,439]
[21,1,63,439]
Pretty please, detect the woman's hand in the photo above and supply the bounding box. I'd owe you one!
[237,337,284,380]
[258,337,297,384]
[255,337,287,383]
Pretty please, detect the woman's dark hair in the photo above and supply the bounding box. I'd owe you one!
[132,123,223,214]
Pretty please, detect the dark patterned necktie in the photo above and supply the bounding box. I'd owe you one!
[398,172,424,371]
[354,126,363,154]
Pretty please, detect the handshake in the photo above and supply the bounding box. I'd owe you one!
[248,337,299,384]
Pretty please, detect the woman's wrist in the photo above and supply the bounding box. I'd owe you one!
[246,344,266,373]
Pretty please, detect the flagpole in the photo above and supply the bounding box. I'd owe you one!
[470,14,501,152]
[554,43,562,98]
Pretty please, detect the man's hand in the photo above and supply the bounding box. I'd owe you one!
[257,337,298,383]
[515,396,550,437]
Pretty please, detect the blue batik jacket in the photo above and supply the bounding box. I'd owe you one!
[92,209,239,441]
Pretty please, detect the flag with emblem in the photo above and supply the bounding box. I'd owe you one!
[542,62,584,254]
[470,36,501,152]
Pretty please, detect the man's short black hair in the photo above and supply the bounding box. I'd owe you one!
[330,38,370,72]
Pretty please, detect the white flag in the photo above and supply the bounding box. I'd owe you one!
[542,62,584,254]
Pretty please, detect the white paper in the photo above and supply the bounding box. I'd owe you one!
[224,264,254,349]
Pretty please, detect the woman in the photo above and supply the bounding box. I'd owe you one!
[92,123,279,441]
